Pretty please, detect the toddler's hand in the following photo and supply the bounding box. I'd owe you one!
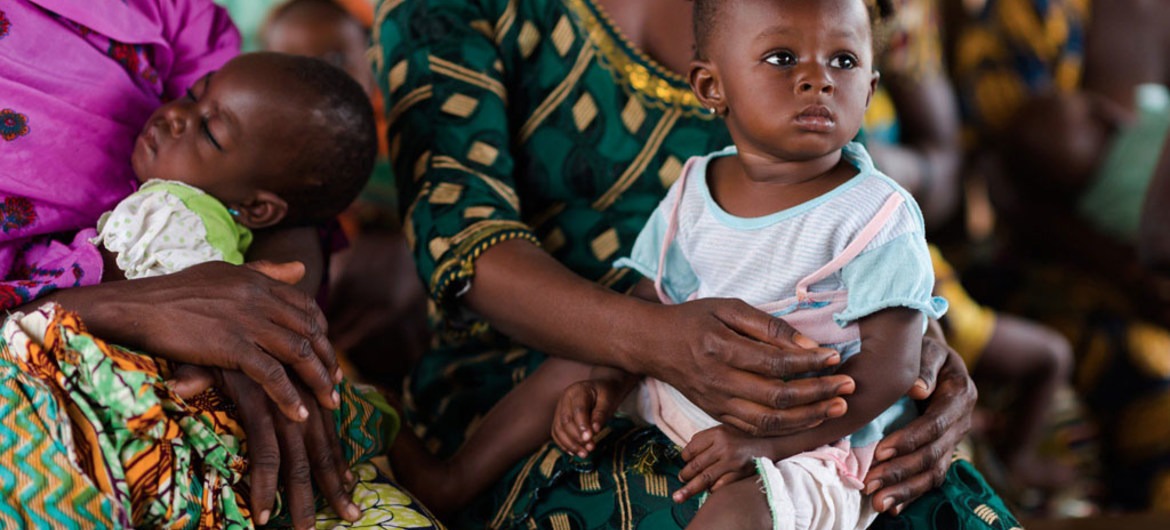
[674,425,765,503]
[551,379,623,458]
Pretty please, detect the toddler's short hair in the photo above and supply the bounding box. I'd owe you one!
[692,0,894,60]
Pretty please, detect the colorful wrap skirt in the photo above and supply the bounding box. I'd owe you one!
[0,304,441,529]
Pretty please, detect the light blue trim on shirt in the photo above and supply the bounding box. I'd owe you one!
[697,142,878,230]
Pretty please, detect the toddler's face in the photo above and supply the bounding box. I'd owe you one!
[131,54,307,203]
[705,0,878,162]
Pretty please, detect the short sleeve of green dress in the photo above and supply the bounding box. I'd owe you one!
[375,1,1019,528]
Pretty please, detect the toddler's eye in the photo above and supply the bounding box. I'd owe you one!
[764,51,797,67]
[829,54,858,69]
[185,88,197,101]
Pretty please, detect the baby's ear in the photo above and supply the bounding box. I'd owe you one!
[231,190,288,229]
[689,60,726,116]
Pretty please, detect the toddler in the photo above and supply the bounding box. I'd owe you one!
[391,1,946,528]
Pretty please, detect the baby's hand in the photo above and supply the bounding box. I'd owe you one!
[674,425,765,503]
[551,379,623,458]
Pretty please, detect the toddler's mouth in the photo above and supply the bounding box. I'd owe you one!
[794,105,835,132]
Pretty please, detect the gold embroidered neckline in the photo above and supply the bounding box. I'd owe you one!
[565,0,707,114]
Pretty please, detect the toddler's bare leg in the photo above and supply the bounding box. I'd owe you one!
[684,477,772,530]
[390,357,593,516]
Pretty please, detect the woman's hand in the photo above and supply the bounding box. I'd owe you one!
[170,365,360,529]
[49,260,342,422]
[636,298,855,437]
[863,331,976,514]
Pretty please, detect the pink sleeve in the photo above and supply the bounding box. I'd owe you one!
[160,0,241,100]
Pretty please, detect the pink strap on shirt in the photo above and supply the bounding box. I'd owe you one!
[794,192,905,301]
[654,156,699,304]
[654,156,906,308]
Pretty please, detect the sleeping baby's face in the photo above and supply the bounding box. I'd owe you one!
[130,54,311,206]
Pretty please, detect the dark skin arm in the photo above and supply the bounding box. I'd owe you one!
[674,308,923,504]
[865,318,978,515]
[463,240,855,437]
[24,256,340,419]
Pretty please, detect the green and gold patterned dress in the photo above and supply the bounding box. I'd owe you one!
[374,0,1020,527]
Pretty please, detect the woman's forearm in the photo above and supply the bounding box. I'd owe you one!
[464,240,856,436]
[22,281,134,343]
[463,239,654,373]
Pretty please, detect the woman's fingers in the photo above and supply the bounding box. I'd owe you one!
[717,394,848,437]
[694,365,851,436]
[910,325,950,399]
[866,349,973,509]
[711,325,841,379]
[220,371,280,526]
[234,352,310,422]
[711,299,840,368]
[233,262,341,415]
[275,411,318,530]
[166,363,216,400]
[243,313,338,412]
[868,456,948,513]
[247,259,306,286]
[117,262,340,413]
[304,400,360,522]
[266,280,341,381]
[712,298,809,348]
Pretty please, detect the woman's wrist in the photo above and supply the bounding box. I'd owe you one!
[23,280,137,346]
[606,295,663,376]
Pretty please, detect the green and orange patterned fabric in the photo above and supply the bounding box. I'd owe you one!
[0,304,438,529]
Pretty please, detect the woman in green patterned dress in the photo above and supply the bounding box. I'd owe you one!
[374,0,1017,527]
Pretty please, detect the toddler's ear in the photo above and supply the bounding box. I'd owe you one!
[231,190,288,229]
[689,60,726,115]
[866,70,881,108]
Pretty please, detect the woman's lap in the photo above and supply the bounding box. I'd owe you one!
[0,304,438,529]
[408,341,1021,529]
